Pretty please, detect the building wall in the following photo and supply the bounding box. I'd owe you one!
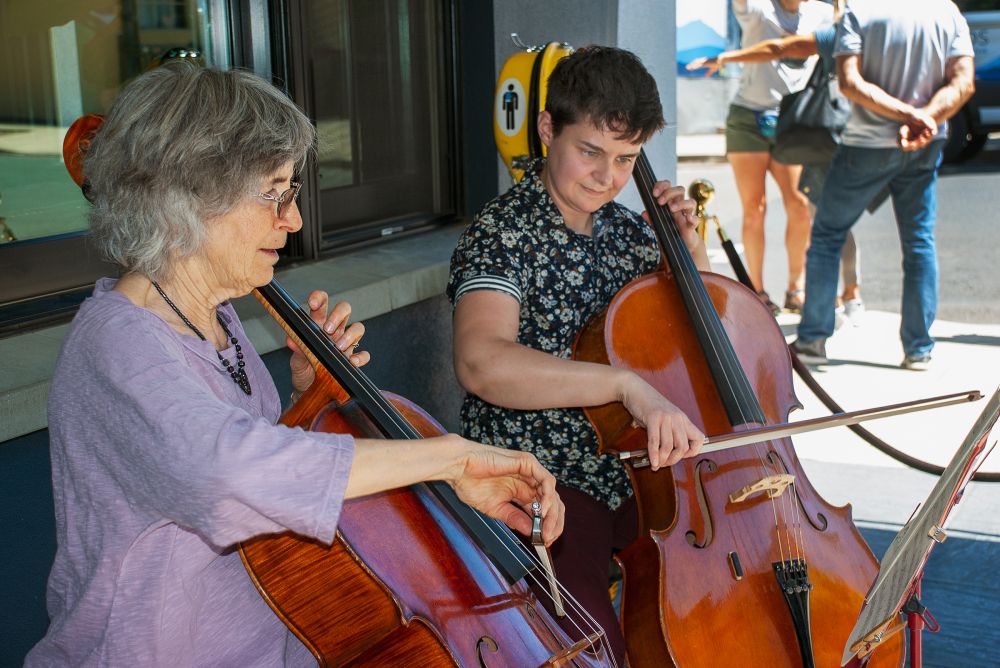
[491,0,679,201]
[616,0,679,211]
[458,0,500,217]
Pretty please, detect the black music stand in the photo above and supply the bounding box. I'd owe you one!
[841,387,1000,667]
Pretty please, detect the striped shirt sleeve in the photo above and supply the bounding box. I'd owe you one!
[447,212,528,307]
[452,274,522,303]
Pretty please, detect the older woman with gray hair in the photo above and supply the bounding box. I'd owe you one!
[27,63,564,666]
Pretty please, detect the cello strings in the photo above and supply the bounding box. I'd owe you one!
[479,507,616,658]
[658,166,808,570]
[772,445,803,563]
[486,520,620,667]
[668,167,799,561]
[634,157,797,565]
[470,510,617,665]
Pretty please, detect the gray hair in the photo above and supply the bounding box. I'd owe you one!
[84,62,316,280]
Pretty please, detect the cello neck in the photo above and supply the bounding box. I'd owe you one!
[253,280,535,584]
[255,281,419,439]
[632,151,766,426]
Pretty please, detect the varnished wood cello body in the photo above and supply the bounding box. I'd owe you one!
[238,283,609,667]
[574,153,905,667]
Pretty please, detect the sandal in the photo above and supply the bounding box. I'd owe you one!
[784,289,805,314]
[757,291,781,317]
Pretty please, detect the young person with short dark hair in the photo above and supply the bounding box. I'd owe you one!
[447,45,709,664]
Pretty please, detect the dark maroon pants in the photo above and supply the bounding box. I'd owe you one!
[521,484,637,666]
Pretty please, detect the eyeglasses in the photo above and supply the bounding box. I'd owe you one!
[258,181,302,219]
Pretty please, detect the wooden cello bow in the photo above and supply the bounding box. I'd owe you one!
[617,390,983,467]
[573,150,906,668]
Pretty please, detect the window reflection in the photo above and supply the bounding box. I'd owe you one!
[306,0,449,239]
[0,0,216,243]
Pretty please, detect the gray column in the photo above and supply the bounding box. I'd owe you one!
[616,0,679,211]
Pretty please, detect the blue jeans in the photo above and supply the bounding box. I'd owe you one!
[798,142,943,357]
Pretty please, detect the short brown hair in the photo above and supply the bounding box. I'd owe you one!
[545,45,665,143]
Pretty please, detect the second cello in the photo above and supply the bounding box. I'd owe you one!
[574,151,904,668]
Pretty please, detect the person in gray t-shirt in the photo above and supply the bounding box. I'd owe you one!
[793,0,975,370]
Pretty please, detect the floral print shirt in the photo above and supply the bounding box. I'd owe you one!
[447,159,660,509]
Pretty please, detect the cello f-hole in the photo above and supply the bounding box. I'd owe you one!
[684,459,718,548]
[476,635,499,667]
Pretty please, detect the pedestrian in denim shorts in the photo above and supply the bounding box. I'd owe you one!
[726,0,833,314]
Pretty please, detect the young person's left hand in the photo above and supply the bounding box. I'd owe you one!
[642,180,700,249]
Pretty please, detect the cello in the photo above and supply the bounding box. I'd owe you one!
[239,281,612,667]
[574,151,906,667]
[62,115,612,668]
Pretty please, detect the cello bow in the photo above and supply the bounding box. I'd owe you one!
[618,390,983,467]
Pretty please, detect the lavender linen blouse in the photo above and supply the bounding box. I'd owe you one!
[26,278,355,666]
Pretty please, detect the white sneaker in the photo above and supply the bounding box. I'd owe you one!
[901,354,932,371]
[842,299,865,327]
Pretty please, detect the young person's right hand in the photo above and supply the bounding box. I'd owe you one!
[616,372,705,470]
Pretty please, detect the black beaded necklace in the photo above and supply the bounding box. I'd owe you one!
[151,281,252,395]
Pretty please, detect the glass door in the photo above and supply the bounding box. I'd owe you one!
[0,0,227,315]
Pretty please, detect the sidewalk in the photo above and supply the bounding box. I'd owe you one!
[773,306,1000,537]
[677,132,726,160]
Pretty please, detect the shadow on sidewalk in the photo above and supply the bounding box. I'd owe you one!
[795,358,904,372]
[934,334,1000,347]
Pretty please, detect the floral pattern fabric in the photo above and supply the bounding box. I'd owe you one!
[447,159,660,509]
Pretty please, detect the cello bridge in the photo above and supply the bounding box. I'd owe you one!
[729,473,795,504]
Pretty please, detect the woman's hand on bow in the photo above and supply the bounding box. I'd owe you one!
[448,438,565,546]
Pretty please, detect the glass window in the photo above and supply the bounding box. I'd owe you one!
[0,1,220,245]
[303,0,455,242]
